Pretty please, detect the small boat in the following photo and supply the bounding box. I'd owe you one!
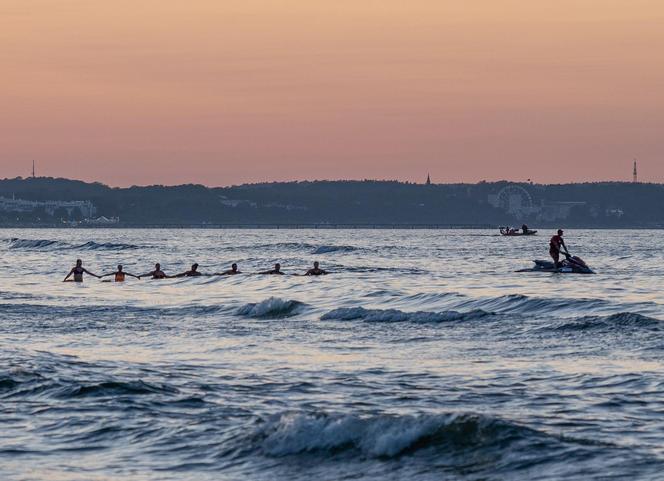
[500,227,538,236]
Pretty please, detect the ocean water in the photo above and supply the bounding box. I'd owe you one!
[1,228,664,481]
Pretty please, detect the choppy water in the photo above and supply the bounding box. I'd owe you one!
[2,228,664,481]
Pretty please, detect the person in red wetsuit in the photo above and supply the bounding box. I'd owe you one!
[549,229,569,268]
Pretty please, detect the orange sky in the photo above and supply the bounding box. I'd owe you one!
[1,0,663,186]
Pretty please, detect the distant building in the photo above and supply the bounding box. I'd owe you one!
[0,196,96,218]
[538,201,587,222]
[425,174,431,185]
[84,216,120,225]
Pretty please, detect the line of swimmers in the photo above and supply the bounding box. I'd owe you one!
[64,260,328,282]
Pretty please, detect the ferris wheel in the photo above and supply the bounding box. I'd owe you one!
[495,185,534,215]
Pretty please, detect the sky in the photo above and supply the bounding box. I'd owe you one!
[1,0,663,187]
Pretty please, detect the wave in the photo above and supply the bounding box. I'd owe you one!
[6,238,68,250]
[6,238,141,251]
[550,312,662,332]
[320,306,490,323]
[217,242,318,252]
[236,297,306,319]
[255,411,574,459]
[454,293,610,315]
[64,380,179,398]
[0,303,228,330]
[312,245,358,255]
[0,370,179,401]
[73,241,141,251]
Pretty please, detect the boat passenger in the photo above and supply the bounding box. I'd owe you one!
[522,224,529,234]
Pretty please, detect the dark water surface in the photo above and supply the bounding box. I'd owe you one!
[1,229,663,480]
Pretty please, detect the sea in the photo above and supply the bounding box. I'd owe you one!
[1,228,664,481]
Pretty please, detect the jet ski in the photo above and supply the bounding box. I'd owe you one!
[516,255,594,274]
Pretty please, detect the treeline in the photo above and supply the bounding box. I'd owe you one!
[0,177,663,227]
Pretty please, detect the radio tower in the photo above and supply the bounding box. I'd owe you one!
[633,159,638,183]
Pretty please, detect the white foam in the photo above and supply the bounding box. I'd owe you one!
[236,297,304,318]
[258,412,503,458]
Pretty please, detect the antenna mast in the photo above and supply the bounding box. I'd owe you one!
[633,159,638,183]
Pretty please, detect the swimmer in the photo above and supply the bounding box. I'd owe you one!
[259,263,284,275]
[215,263,241,275]
[101,265,139,282]
[138,263,169,280]
[173,263,204,277]
[304,261,327,276]
[64,259,101,282]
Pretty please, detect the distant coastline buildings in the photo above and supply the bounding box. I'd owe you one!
[0,195,97,220]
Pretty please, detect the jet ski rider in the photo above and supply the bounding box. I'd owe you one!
[549,229,569,268]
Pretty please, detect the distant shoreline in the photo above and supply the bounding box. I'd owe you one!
[3,177,664,228]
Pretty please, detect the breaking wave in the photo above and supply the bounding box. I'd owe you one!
[236,297,306,318]
[255,411,572,459]
[320,306,490,323]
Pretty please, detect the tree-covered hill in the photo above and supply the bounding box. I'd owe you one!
[0,177,662,227]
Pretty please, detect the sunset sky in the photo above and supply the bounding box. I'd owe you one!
[1,1,663,186]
